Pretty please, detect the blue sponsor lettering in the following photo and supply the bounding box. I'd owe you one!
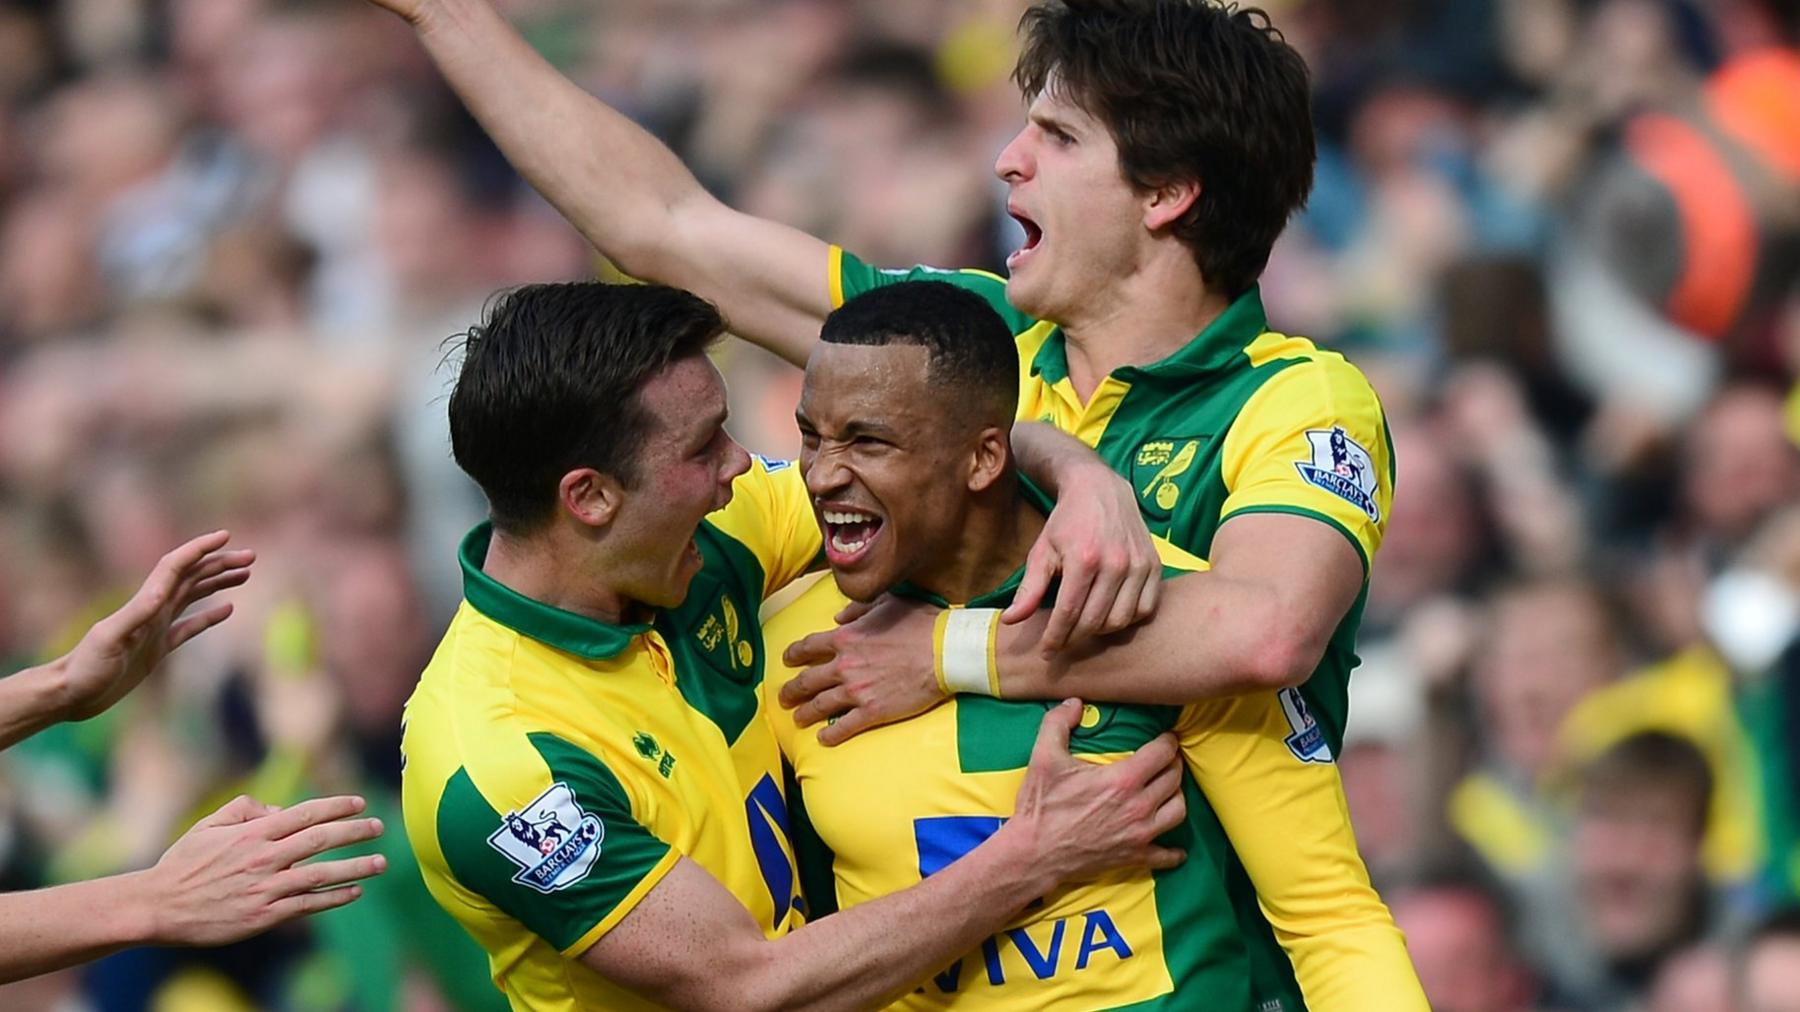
[744,774,802,927]
[1007,919,1067,980]
[1076,910,1134,968]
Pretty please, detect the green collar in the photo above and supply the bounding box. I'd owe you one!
[1028,285,1268,385]
[889,474,1054,609]
[458,523,649,660]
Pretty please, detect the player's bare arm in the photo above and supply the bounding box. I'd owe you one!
[0,530,254,750]
[782,512,1364,744]
[579,700,1185,1011]
[364,0,830,363]
[0,794,385,983]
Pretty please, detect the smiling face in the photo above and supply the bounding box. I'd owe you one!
[603,355,750,609]
[994,87,1153,326]
[797,342,989,602]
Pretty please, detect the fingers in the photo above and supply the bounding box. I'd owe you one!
[174,550,255,600]
[270,853,388,897]
[816,707,877,747]
[791,685,852,729]
[1003,544,1057,625]
[1150,781,1187,836]
[1041,561,1096,653]
[1027,699,1083,770]
[1140,759,1183,810]
[1134,572,1161,624]
[833,600,875,625]
[197,794,278,828]
[1072,562,1128,642]
[777,659,841,711]
[1142,846,1187,871]
[1110,732,1180,781]
[253,795,369,842]
[185,566,253,603]
[263,884,366,925]
[168,603,234,650]
[270,816,386,868]
[781,630,838,671]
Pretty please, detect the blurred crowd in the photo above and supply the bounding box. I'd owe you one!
[0,0,1797,1009]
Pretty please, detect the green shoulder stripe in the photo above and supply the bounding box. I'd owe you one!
[436,734,672,953]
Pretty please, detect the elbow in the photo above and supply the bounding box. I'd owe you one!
[1242,633,1318,691]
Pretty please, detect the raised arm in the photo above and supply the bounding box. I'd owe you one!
[580,701,1185,1011]
[368,0,830,364]
[0,530,253,750]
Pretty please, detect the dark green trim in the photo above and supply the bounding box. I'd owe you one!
[1218,503,1370,577]
[1029,286,1269,384]
[458,524,647,659]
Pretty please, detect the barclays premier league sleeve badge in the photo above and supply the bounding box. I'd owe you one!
[1294,426,1380,523]
[488,783,605,893]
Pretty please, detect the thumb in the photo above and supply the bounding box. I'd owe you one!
[1028,699,1083,770]
[1004,544,1058,624]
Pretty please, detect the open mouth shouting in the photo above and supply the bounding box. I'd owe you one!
[820,506,885,566]
[1006,204,1043,271]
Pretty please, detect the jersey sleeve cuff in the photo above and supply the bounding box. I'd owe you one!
[560,844,681,959]
[1218,504,1372,577]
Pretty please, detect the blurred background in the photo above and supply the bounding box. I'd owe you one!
[0,0,1797,1009]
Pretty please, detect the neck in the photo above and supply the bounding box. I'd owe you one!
[912,472,1045,605]
[1059,258,1233,400]
[483,524,634,625]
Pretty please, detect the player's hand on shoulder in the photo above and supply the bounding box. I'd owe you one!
[137,794,386,947]
[1004,700,1186,882]
[1007,466,1160,652]
[779,595,944,746]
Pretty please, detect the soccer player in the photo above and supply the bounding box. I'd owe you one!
[399,281,1189,1011]
[363,0,1389,756]
[0,531,387,982]
[764,280,1422,1010]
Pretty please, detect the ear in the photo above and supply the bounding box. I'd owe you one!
[560,468,625,529]
[965,426,1010,494]
[1143,177,1200,232]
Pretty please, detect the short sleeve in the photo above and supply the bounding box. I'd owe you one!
[435,734,678,957]
[1218,356,1395,573]
[829,246,1037,333]
[1177,693,1427,1011]
[707,456,824,599]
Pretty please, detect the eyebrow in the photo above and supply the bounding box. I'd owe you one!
[1030,109,1080,137]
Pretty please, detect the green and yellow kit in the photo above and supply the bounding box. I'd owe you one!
[826,250,1414,1011]
[764,480,1421,1011]
[829,248,1394,768]
[400,457,819,1012]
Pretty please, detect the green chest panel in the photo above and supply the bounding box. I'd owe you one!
[1090,361,1300,556]
[954,698,1183,774]
[657,522,769,745]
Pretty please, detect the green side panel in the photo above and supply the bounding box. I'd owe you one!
[661,522,770,744]
[953,698,1181,774]
[436,736,672,953]
[834,250,1036,334]
[785,761,841,919]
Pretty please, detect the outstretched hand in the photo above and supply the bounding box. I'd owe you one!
[779,595,944,746]
[139,794,387,947]
[59,530,254,722]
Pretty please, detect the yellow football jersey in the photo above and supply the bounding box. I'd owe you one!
[402,457,820,1011]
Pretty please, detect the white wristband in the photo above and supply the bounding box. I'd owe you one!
[940,608,1001,697]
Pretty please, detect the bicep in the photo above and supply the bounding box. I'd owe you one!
[659,198,834,367]
[578,856,774,1008]
[1209,512,1364,647]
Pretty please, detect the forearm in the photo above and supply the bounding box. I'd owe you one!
[733,829,1053,1011]
[409,0,706,276]
[998,572,1304,703]
[0,871,155,983]
[0,658,70,750]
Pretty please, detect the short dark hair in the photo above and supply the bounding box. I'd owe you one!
[447,282,724,533]
[1014,0,1315,297]
[819,281,1019,425]
[1580,731,1714,837]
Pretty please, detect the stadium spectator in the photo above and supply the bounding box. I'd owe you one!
[1390,876,1539,1012]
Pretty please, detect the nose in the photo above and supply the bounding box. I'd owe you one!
[804,445,850,501]
[722,437,751,487]
[995,127,1031,183]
